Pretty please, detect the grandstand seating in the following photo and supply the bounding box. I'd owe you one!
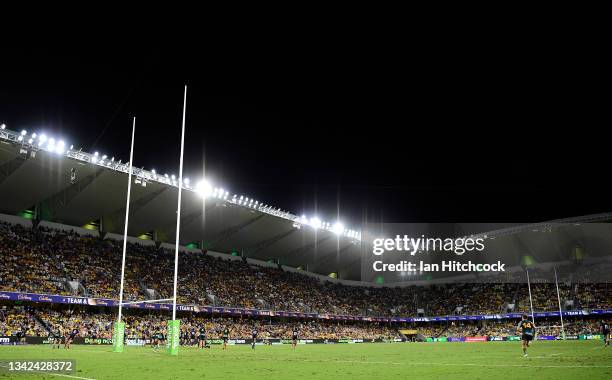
[1,221,611,320]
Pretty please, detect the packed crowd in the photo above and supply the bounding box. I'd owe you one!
[0,306,47,337]
[2,305,398,340]
[1,222,611,318]
[416,318,610,338]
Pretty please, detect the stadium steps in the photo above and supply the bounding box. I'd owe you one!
[29,309,52,335]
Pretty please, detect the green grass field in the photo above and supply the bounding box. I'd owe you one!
[1,341,611,379]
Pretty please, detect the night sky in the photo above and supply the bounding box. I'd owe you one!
[0,46,608,227]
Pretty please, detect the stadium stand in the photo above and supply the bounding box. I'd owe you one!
[1,220,611,321]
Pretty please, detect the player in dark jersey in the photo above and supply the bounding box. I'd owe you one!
[51,327,62,349]
[180,328,187,346]
[251,326,258,350]
[601,320,610,347]
[152,329,163,351]
[516,314,534,357]
[292,327,299,349]
[190,329,196,346]
[222,326,230,350]
[65,327,78,349]
[198,326,207,349]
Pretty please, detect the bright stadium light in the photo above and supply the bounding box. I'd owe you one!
[28,138,33,144]
[151,169,156,174]
[31,133,37,139]
[17,135,23,141]
[332,222,345,235]
[39,134,47,143]
[0,123,5,129]
[196,179,213,197]
[310,217,322,229]
[55,140,65,154]
[20,130,27,136]
[94,152,99,156]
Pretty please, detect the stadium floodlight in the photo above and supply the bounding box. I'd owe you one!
[195,179,213,197]
[102,154,107,160]
[39,134,47,143]
[332,222,345,235]
[31,133,37,139]
[184,178,190,186]
[20,130,27,136]
[0,123,5,129]
[70,145,74,150]
[17,135,23,141]
[94,151,99,156]
[171,174,176,180]
[56,141,66,154]
[310,217,322,229]
[152,169,156,174]
[28,138,33,144]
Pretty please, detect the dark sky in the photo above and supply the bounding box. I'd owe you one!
[0,45,608,226]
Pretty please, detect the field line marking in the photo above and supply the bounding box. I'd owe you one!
[0,365,96,380]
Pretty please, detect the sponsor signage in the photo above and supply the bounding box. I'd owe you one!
[465,336,487,342]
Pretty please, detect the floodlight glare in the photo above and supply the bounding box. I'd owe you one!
[332,222,345,235]
[28,139,33,144]
[184,178,190,185]
[0,124,5,129]
[310,217,322,229]
[39,134,47,143]
[31,133,37,139]
[151,169,156,174]
[94,152,99,156]
[20,130,27,136]
[196,179,213,197]
[17,136,23,141]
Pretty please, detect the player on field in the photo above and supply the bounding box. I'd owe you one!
[198,326,207,349]
[189,328,196,346]
[516,314,534,357]
[65,327,78,349]
[53,326,63,348]
[222,326,230,350]
[601,320,610,347]
[292,327,299,349]
[180,327,187,346]
[251,326,258,350]
[152,329,163,351]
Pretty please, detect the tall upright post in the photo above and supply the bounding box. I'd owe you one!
[168,85,188,356]
[554,267,566,339]
[113,117,136,353]
[526,269,536,335]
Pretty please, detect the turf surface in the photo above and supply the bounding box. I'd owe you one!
[1,341,611,379]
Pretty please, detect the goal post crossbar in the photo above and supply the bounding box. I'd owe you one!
[120,298,174,306]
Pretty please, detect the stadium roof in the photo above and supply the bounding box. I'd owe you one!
[0,126,363,278]
[2,126,612,283]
